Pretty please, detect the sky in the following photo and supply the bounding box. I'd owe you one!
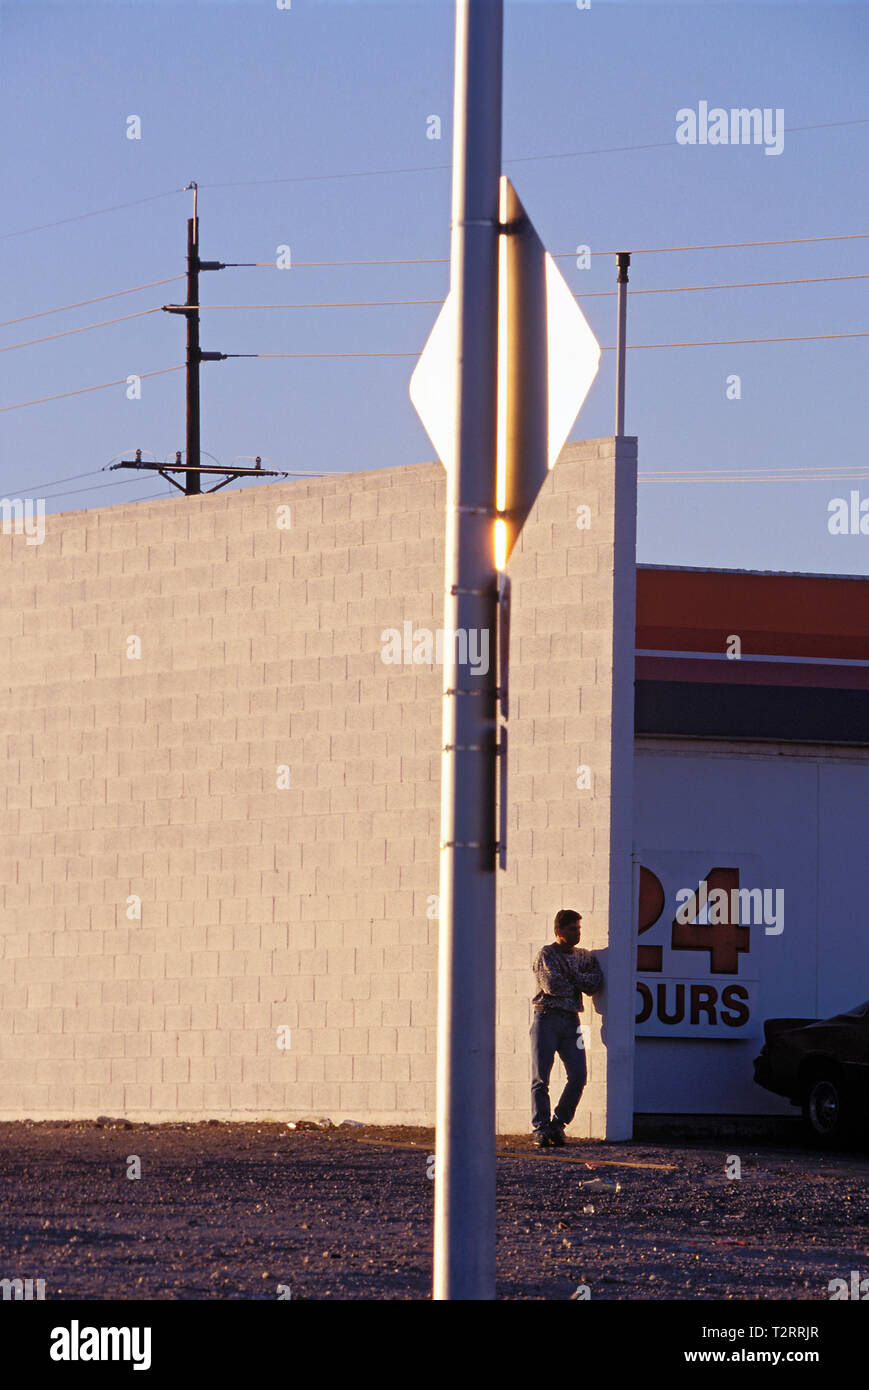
[0,0,867,572]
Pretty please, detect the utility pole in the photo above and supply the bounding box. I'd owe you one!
[433,0,503,1302]
[114,186,275,496]
[615,251,630,436]
[186,187,202,495]
[109,450,288,494]
[180,182,229,493]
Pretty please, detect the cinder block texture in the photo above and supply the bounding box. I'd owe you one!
[0,439,636,1133]
[500,439,637,1137]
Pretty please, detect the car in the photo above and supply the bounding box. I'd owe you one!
[753,1000,869,1145]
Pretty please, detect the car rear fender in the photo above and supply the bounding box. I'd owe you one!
[796,1054,846,1096]
[763,1017,817,1044]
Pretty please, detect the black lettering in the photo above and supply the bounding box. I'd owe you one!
[657,982,685,1025]
[636,982,653,1024]
[720,984,750,1027]
[690,984,718,1025]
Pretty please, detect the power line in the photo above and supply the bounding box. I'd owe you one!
[641,469,869,485]
[253,351,420,359]
[0,188,186,242]
[504,116,869,165]
[38,468,165,498]
[43,467,869,500]
[219,331,869,359]
[250,257,450,267]
[24,468,105,492]
[37,463,869,500]
[38,451,276,500]
[191,298,444,309]
[0,307,162,355]
[646,462,869,477]
[174,272,869,314]
[200,149,670,191]
[31,453,242,500]
[575,272,869,299]
[0,277,184,329]
[2,110,866,245]
[0,364,185,413]
[0,270,862,360]
[197,116,869,189]
[0,241,860,332]
[560,232,869,259]
[38,475,175,501]
[244,232,869,270]
[2,323,862,415]
[617,330,869,349]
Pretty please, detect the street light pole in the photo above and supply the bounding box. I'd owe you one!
[433,0,503,1302]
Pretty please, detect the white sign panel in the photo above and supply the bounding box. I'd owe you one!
[409,178,600,566]
[634,850,770,1039]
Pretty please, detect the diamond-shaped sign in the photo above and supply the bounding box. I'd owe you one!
[410,177,600,564]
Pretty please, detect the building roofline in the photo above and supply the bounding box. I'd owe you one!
[637,563,869,583]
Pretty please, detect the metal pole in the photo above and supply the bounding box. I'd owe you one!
[186,187,202,495]
[433,0,502,1302]
[615,251,630,437]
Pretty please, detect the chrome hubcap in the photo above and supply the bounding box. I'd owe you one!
[809,1081,839,1133]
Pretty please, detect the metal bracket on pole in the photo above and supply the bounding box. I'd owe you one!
[444,688,504,698]
[451,504,503,516]
[496,575,510,868]
[110,454,289,494]
[497,724,507,871]
[496,573,510,720]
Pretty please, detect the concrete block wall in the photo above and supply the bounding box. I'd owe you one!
[499,438,637,1138]
[0,438,636,1133]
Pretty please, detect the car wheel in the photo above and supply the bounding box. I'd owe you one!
[801,1069,853,1146]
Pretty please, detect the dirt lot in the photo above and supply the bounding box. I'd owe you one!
[0,1120,867,1300]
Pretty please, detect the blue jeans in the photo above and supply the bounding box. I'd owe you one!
[530,1009,587,1132]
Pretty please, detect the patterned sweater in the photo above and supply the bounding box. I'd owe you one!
[532,943,603,1016]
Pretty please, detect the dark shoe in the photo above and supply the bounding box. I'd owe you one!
[533,1128,551,1149]
[548,1123,566,1147]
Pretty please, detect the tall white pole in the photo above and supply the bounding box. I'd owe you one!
[433,0,503,1301]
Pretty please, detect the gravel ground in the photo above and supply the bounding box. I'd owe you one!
[0,1120,867,1300]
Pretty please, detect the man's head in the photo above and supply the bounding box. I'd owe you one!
[554,908,582,949]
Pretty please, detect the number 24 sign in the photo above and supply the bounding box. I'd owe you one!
[637,865,751,975]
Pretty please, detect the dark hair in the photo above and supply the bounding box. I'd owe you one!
[554,908,581,936]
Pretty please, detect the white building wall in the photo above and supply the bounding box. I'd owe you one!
[633,739,869,1114]
[0,438,636,1135]
[499,437,637,1138]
